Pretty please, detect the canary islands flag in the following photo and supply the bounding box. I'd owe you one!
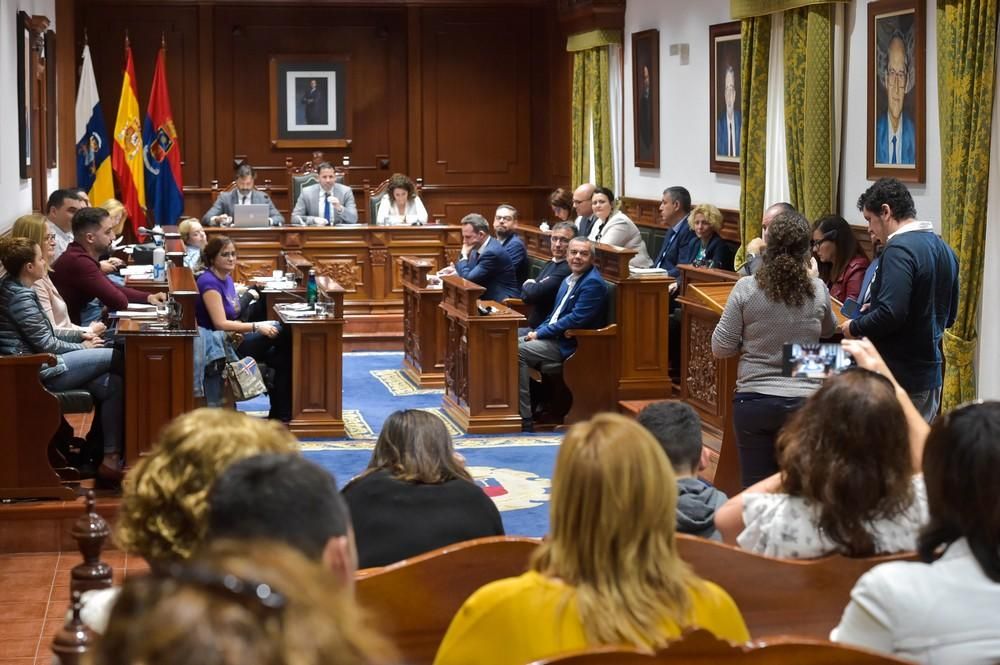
[143,45,183,226]
[75,45,113,205]
[112,43,146,234]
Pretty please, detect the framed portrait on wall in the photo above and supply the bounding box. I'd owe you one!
[16,11,31,179]
[709,21,741,175]
[631,29,659,168]
[867,0,925,182]
[269,54,352,149]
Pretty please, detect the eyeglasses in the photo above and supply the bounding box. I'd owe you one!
[161,562,288,612]
[219,251,238,258]
[550,236,571,244]
[886,67,907,88]
[810,239,831,248]
[495,215,514,222]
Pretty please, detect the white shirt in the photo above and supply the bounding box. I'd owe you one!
[587,219,605,243]
[236,190,254,206]
[832,538,1000,665]
[548,272,579,324]
[887,220,935,241]
[47,219,74,262]
[738,475,928,559]
[375,194,428,225]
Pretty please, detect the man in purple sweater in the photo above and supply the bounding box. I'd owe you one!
[51,208,165,324]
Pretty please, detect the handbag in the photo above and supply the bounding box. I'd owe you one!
[224,356,267,401]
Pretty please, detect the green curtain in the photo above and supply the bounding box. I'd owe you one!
[937,0,998,409]
[731,0,848,19]
[783,4,835,220]
[736,15,772,269]
[571,47,615,189]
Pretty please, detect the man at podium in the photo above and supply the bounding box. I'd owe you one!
[439,214,518,301]
[517,237,608,429]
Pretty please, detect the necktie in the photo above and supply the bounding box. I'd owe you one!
[891,136,897,165]
[657,229,675,268]
[728,121,735,157]
[241,194,247,205]
[469,249,479,266]
[324,195,331,223]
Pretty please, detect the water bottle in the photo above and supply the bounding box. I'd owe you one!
[152,223,164,248]
[306,269,318,306]
[152,246,166,281]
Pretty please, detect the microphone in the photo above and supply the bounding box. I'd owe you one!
[266,286,307,302]
[137,226,165,237]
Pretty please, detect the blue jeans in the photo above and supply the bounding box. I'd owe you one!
[909,387,942,423]
[44,348,122,456]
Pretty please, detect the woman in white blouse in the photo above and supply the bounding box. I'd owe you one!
[714,338,930,559]
[375,173,428,225]
[832,400,1000,664]
[588,187,652,268]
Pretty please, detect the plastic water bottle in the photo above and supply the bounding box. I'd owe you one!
[152,246,166,282]
[152,223,164,248]
[306,269,318,306]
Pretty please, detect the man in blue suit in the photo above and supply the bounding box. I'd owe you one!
[517,237,608,429]
[494,204,529,284]
[447,213,519,301]
[715,66,740,158]
[875,32,915,166]
[652,186,696,280]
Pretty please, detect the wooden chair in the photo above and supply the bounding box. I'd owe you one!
[208,176,272,202]
[363,176,424,225]
[675,534,918,639]
[0,354,93,500]
[285,151,325,213]
[355,535,540,665]
[531,629,914,664]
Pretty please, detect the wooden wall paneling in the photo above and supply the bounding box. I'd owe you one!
[56,0,76,183]
[420,185,552,225]
[544,2,573,187]
[406,7,423,179]
[197,5,216,187]
[420,7,533,186]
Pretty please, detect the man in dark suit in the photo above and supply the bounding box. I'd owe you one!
[573,183,597,238]
[202,163,284,226]
[442,213,519,301]
[521,221,574,328]
[518,237,608,429]
[494,204,529,284]
[715,66,741,158]
[652,186,696,281]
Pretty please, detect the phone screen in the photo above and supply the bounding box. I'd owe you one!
[782,343,855,378]
[840,297,861,319]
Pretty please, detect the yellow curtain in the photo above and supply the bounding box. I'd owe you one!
[783,4,835,220]
[731,0,848,18]
[937,0,999,409]
[736,15,772,269]
[569,30,619,189]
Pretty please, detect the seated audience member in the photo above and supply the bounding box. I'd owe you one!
[518,238,607,429]
[202,163,284,227]
[686,203,734,271]
[0,237,122,483]
[342,410,503,568]
[738,202,794,276]
[572,183,597,237]
[832,401,1000,664]
[712,210,836,487]
[588,187,652,268]
[440,214,519,301]
[208,454,360,586]
[433,414,749,665]
[177,217,207,271]
[7,214,106,336]
[77,409,299,634]
[637,401,727,541]
[519,221,574,329]
[51,207,165,324]
[494,204,529,283]
[196,236,292,421]
[812,214,870,303]
[69,187,91,207]
[291,161,358,226]
[548,187,574,222]
[715,339,930,558]
[90,540,395,665]
[652,186,697,280]
[99,198,129,238]
[45,188,86,261]
[375,172,428,225]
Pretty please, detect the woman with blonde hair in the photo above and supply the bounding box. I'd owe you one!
[433,413,748,665]
[177,217,207,271]
[685,203,734,270]
[100,198,129,237]
[90,539,396,665]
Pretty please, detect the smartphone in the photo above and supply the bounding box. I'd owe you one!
[840,297,861,319]
[782,343,855,378]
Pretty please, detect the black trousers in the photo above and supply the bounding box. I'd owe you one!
[731,392,805,489]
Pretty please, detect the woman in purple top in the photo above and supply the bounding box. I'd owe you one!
[195,236,292,421]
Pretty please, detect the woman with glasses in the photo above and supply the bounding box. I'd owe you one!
[712,210,836,488]
[195,236,292,421]
[715,338,929,559]
[587,187,652,268]
[811,215,870,302]
[833,399,1000,663]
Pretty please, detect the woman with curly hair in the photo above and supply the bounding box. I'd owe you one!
[712,210,836,487]
[374,173,428,225]
[716,338,929,559]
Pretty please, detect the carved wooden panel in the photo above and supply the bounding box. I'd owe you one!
[686,316,719,409]
[403,288,419,367]
[391,252,440,294]
[304,252,366,295]
[444,317,469,407]
[234,258,278,283]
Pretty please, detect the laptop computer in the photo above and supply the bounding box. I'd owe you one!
[233,204,270,227]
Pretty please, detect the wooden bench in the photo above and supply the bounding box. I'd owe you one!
[676,534,917,639]
[355,535,540,665]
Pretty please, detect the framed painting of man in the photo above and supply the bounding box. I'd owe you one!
[269,54,351,149]
[632,29,659,168]
[710,21,741,176]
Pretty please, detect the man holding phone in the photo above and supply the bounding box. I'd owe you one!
[840,178,958,421]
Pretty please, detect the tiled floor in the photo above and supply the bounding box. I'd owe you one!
[0,550,148,664]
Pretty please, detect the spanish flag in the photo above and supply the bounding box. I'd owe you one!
[75,44,113,205]
[111,41,145,234]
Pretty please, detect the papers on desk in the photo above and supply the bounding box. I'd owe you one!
[254,280,297,291]
[113,310,158,319]
[276,303,315,319]
[127,303,157,311]
[121,265,153,277]
[629,267,668,275]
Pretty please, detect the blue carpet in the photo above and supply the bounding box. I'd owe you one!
[238,352,557,537]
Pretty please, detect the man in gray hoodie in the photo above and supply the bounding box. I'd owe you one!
[637,401,727,540]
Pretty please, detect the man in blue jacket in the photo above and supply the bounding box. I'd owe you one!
[840,178,958,421]
[444,213,519,301]
[652,186,697,280]
[517,237,608,429]
[494,204,529,284]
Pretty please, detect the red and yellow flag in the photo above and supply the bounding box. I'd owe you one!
[111,42,146,234]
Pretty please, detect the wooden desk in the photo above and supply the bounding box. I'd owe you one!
[117,266,198,464]
[440,275,524,434]
[401,257,446,388]
[274,277,346,438]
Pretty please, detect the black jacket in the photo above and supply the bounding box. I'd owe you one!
[521,259,571,329]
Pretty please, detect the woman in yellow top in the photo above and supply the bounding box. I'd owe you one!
[433,413,749,665]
